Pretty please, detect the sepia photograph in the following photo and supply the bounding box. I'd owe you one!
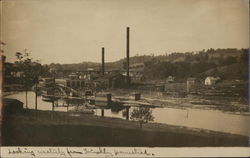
[0,0,249,155]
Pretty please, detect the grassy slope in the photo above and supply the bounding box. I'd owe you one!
[1,110,248,147]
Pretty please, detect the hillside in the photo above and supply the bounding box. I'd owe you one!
[41,48,249,80]
[197,62,248,80]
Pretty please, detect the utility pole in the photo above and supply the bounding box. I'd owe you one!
[23,48,29,109]
[102,47,105,76]
[25,79,28,109]
[35,65,41,112]
[126,27,130,87]
[35,82,38,111]
[52,72,55,112]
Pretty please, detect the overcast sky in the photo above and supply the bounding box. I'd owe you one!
[1,0,249,64]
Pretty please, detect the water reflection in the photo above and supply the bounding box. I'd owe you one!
[5,91,250,136]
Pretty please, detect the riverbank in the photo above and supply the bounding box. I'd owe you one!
[5,89,249,114]
[109,89,249,113]
[4,91,250,135]
[1,109,248,146]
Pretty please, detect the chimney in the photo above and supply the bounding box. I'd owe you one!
[102,47,105,76]
[126,27,130,86]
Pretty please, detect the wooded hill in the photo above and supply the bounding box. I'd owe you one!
[47,48,248,81]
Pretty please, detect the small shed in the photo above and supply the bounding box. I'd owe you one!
[3,98,23,115]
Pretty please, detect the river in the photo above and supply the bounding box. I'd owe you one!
[5,91,250,136]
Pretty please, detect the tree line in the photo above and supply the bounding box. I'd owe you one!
[4,48,249,85]
[142,48,248,81]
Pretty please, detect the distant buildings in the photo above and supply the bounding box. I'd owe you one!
[166,76,175,83]
[205,76,220,86]
[10,71,24,78]
[165,82,185,92]
[94,72,126,89]
[87,68,94,71]
[65,73,85,89]
[40,78,54,87]
[129,63,145,83]
[129,63,145,72]
[4,63,25,84]
[56,71,126,90]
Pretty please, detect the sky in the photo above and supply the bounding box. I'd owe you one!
[1,0,249,64]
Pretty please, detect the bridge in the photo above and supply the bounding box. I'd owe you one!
[40,83,86,104]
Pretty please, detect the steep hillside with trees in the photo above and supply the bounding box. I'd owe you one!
[6,48,248,81]
[142,48,248,81]
[45,48,248,80]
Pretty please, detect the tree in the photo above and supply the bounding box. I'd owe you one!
[15,49,42,108]
[15,50,42,85]
[130,107,154,128]
[240,49,249,63]
[221,56,237,66]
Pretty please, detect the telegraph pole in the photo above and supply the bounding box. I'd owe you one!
[51,71,56,114]
[102,47,105,76]
[35,82,38,111]
[126,27,130,87]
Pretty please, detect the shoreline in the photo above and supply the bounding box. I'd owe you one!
[4,91,250,136]
[5,90,249,115]
[109,89,249,114]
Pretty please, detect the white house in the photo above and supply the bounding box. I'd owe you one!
[166,76,175,83]
[205,76,220,86]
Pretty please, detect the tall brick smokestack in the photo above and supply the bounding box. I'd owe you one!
[126,27,130,86]
[102,47,105,76]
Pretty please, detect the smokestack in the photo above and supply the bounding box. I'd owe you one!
[102,47,105,76]
[126,27,130,86]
